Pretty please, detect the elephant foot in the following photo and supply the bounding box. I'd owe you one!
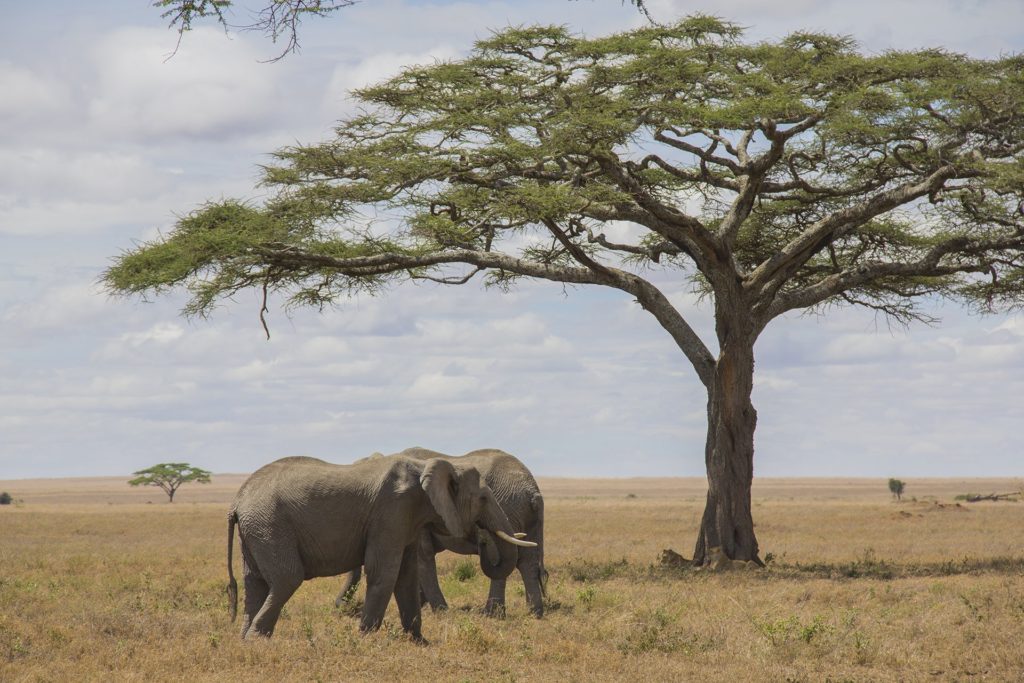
[243,629,273,640]
[428,602,448,613]
[409,633,429,646]
[358,620,382,635]
[483,600,506,618]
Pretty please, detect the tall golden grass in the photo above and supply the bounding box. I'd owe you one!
[1,475,1022,681]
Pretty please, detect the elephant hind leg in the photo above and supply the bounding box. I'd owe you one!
[240,573,269,639]
[248,574,303,638]
[335,567,362,608]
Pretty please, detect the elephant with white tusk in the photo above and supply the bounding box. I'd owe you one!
[226,454,536,641]
[335,447,548,618]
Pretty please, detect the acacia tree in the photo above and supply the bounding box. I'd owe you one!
[888,478,906,501]
[128,463,212,502]
[105,18,1024,564]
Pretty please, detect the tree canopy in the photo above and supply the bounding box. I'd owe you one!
[107,17,1024,562]
[128,463,212,502]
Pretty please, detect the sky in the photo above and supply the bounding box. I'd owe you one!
[1,0,1022,480]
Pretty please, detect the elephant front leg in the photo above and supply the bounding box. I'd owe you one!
[360,549,403,634]
[519,551,545,618]
[393,542,425,642]
[483,577,506,617]
[417,532,448,612]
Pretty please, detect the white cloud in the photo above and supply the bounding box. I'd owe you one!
[87,27,284,141]
[3,282,111,331]
[754,372,797,392]
[0,148,169,204]
[821,333,957,365]
[224,359,279,382]
[406,371,481,399]
[298,335,352,360]
[0,61,70,120]
[117,322,186,347]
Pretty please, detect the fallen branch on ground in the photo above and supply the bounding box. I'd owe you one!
[955,491,1022,502]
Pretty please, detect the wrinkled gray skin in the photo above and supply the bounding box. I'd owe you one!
[335,447,547,617]
[226,454,530,641]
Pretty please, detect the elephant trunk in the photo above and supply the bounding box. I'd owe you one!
[478,528,518,580]
[477,487,533,580]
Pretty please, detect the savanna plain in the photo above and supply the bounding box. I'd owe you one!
[1,475,1023,682]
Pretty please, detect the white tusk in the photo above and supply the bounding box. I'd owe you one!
[513,532,527,539]
[496,530,537,547]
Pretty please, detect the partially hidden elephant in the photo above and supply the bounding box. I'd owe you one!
[335,447,547,617]
[226,454,536,640]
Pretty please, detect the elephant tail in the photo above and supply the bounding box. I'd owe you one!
[532,492,547,597]
[226,509,238,622]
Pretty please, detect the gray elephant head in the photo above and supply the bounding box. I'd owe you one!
[420,460,531,579]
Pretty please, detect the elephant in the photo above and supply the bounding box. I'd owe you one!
[225,454,536,641]
[335,447,547,618]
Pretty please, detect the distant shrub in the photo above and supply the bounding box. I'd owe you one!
[0,492,11,505]
[568,557,630,582]
[888,478,906,501]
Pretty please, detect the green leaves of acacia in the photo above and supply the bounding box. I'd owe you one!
[105,16,1024,321]
[106,201,282,295]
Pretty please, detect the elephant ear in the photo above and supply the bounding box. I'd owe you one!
[420,458,465,539]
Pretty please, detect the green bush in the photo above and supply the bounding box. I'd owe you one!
[453,559,477,582]
[0,492,12,505]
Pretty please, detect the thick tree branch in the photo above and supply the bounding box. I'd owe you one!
[585,228,683,263]
[765,232,1024,318]
[654,130,743,174]
[256,242,717,385]
[594,153,723,273]
[747,165,961,300]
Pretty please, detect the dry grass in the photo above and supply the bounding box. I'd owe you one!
[1,476,1023,681]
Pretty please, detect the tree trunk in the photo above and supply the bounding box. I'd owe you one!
[692,309,761,566]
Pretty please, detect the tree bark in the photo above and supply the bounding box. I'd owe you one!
[692,306,762,566]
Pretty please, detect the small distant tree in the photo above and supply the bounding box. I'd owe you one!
[888,478,906,501]
[0,492,12,505]
[128,463,212,503]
